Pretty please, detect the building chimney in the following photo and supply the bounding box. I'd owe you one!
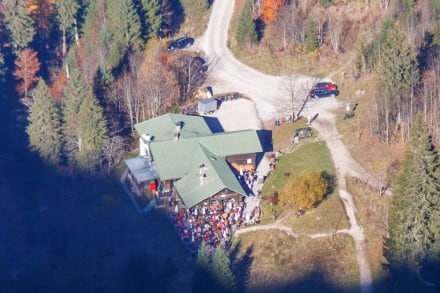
[140,134,152,156]
[174,121,181,140]
[199,164,208,185]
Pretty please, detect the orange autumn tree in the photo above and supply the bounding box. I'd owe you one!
[260,0,284,24]
[50,71,68,100]
[27,0,56,31]
[15,48,41,99]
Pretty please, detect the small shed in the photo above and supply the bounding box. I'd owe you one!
[198,98,217,114]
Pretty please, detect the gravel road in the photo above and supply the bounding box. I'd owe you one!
[196,1,374,292]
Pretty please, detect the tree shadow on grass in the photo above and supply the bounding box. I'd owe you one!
[230,241,254,293]
[119,252,177,293]
[321,170,336,195]
[250,269,358,293]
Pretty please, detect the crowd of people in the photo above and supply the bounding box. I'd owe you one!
[239,169,257,192]
[168,197,261,254]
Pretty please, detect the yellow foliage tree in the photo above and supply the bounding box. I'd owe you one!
[279,171,327,210]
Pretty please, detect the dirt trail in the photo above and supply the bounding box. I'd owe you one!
[197,1,374,292]
[309,99,374,293]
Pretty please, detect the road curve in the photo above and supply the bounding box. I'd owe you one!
[196,1,373,292]
[197,0,315,121]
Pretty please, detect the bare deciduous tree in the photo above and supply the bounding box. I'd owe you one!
[275,3,305,51]
[140,50,179,118]
[113,70,140,133]
[279,75,320,120]
[172,52,208,103]
[328,13,342,54]
[101,134,127,177]
[379,0,390,11]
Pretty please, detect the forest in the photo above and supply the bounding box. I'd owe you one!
[234,0,440,146]
[0,0,211,176]
[0,0,440,292]
[0,0,439,174]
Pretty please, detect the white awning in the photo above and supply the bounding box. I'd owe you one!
[125,156,159,183]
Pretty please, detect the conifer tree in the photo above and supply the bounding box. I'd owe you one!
[193,242,214,293]
[385,114,440,283]
[62,68,87,164]
[236,0,257,48]
[379,22,417,103]
[211,247,237,293]
[26,79,62,165]
[304,20,318,53]
[378,21,418,142]
[4,0,35,50]
[55,0,79,56]
[75,92,108,173]
[141,0,162,38]
[108,0,143,52]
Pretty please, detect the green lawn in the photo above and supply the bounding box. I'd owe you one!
[271,118,317,153]
[261,141,335,196]
[261,141,350,234]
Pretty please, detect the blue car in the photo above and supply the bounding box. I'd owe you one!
[308,88,339,99]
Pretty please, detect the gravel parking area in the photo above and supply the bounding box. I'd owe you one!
[206,98,263,131]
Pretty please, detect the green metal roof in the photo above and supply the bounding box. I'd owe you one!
[149,130,262,180]
[199,131,263,156]
[134,113,212,142]
[133,114,264,207]
[149,138,198,180]
[174,145,246,208]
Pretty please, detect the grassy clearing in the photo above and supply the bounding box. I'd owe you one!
[347,177,391,291]
[232,231,359,292]
[336,73,406,186]
[260,141,350,234]
[270,118,317,152]
[283,188,350,234]
[179,1,212,38]
[230,44,351,77]
[262,141,335,195]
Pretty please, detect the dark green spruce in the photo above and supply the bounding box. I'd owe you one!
[140,0,162,39]
[62,68,88,165]
[55,0,79,56]
[212,246,237,293]
[26,79,62,165]
[3,0,35,50]
[385,114,440,290]
[75,90,108,173]
[236,0,257,48]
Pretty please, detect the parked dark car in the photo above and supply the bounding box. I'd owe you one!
[194,56,208,72]
[312,82,338,91]
[167,37,194,51]
[308,88,339,98]
[309,82,339,98]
